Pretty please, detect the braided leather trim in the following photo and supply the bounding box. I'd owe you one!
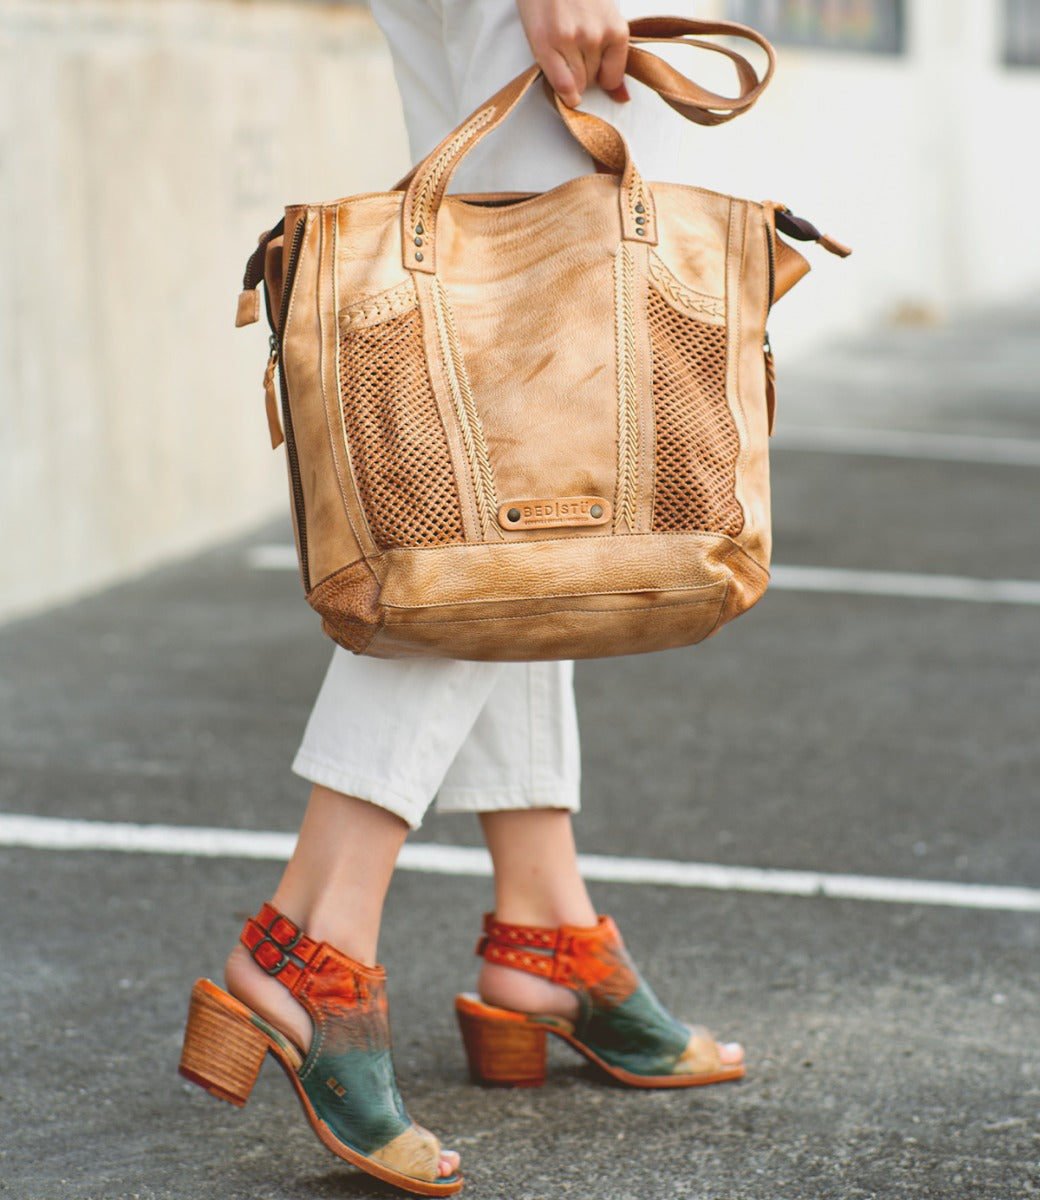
[339,279,416,330]
[613,242,638,533]
[407,105,496,267]
[431,277,499,540]
[648,253,726,322]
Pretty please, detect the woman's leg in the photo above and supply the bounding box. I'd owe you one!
[218,643,515,1184]
[435,663,587,1020]
[476,808,593,1021]
[472,811,738,1065]
[223,784,460,1180]
[477,808,744,1069]
[224,785,409,1052]
[435,658,742,1068]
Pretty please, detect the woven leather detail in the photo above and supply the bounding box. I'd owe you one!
[339,308,465,549]
[613,242,639,533]
[647,254,726,322]
[308,564,383,655]
[647,285,743,535]
[339,280,417,330]
[431,278,499,539]
[407,104,497,268]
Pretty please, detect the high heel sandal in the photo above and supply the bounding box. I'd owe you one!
[455,914,745,1089]
[179,904,463,1197]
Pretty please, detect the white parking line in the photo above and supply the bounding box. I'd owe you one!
[769,564,1040,606]
[247,545,1040,607]
[773,425,1040,467]
[250,543,299,571]
[2,814,1038,914]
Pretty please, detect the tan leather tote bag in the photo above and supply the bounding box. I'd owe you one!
[237,17,847,661]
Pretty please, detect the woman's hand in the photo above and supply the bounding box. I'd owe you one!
[516,0,631,107]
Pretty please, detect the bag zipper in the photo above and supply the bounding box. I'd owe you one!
[764,218,776,310]
[274,215,310,591]
[763,217,777,434]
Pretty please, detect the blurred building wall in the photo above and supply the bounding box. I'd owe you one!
[0,0,409,623]
[1,0,1038,622]
[689,0,1040,355]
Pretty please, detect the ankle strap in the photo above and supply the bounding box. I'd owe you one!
[241,903,322,990]
[476,913,617,986]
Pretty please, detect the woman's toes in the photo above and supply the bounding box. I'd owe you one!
[439,1150,461,1178]
[719,1040,744,1066]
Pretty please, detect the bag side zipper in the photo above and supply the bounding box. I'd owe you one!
[274,215,310,591]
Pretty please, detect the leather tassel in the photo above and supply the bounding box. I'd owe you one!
[263,352,284,449]
[236,288,261,327]
[818,232,852,258]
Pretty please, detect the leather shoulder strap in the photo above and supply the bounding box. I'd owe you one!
[625,18,775,126]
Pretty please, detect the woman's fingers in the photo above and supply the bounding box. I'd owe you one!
[545,50,588,109]
[597,33,631,103]
[517,0,630,107]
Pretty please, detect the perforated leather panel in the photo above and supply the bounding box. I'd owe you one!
[647,286,743,536]
[339,309,465,549]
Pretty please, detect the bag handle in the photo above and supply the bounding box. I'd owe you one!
[401,18,775,275]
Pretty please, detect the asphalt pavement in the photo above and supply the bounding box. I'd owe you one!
[1,299,1038,1199]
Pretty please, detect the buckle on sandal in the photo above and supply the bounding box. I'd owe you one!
[253,929,303,975]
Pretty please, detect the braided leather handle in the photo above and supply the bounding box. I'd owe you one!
[401,18,776,274]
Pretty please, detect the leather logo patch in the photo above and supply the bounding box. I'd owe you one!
[498,497,612,531]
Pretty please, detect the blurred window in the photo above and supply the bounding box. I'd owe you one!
[726,0,904,54]
[1005,0,1040,66]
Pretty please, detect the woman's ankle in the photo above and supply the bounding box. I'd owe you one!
[224,942,313,1054]
[477,961,580,1022]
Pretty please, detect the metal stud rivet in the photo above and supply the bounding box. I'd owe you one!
[415,223,424,235]
[635,216,645,226]
[636,228,646,236]
[507,508,522,523]
[415,251,424,261]
[414,236,423,246]
[590,505,603,519]
[635,203,645,214]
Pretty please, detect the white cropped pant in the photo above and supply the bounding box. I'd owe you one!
[293,0,685,830]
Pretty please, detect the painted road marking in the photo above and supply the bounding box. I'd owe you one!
[773,425,1040,468]
[247,544,1040,607]
[769,564,1040,606]
[249,544,299,570]
[2,814,1038,914]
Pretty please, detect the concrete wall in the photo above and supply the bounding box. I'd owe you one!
[0,0,410,623]
[1,0,1038,622]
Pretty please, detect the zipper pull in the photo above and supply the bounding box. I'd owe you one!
[773,205,851,258]
[263,336,284,449]
[764,333,777,436]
